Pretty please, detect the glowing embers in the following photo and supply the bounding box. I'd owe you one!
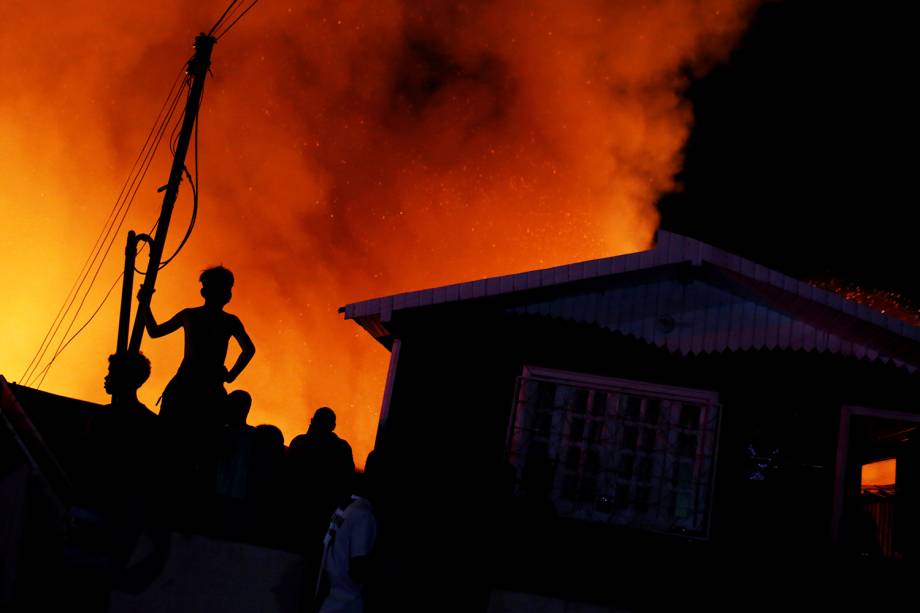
[811,279,920,327]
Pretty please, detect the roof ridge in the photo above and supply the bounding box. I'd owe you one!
[342,230,920,345]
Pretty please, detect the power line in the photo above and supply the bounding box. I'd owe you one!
[24,63,191,387]
[168,79,191,156]
[28,78,188,384]
[208,0,242,37]
[34,271,125,389]
[21,64,189,385]
[160,167,199,270]
[216,0,259,39]
[25,20,227,387]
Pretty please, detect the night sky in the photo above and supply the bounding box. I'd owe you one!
[660,0,916,302]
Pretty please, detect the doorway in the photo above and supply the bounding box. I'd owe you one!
[833,405,920,560]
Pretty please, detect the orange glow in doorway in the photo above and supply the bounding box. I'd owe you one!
[862,458,896,489]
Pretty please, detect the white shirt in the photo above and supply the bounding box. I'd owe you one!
[319,496,377,613]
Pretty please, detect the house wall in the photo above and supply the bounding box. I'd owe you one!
[372,307,920,610]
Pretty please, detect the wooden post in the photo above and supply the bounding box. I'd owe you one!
[117,231,138,354]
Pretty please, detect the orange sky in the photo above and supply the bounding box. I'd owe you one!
[0,1,755,464]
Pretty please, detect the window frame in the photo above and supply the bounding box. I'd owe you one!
[506,365,722,539]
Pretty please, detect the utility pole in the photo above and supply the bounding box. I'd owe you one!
[124,34,215,355]
[116,230,145,354]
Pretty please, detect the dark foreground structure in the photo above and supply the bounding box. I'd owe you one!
[4,231,920,612]
[342,231,920,611]
[0,380,311,613]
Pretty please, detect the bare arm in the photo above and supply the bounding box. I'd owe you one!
[225,322,255,383]
[147,311,183,338]
[138,290,183,338]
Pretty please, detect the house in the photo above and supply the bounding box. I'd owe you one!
[342,231,920,611]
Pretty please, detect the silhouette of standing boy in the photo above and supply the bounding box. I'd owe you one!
[139,266,255,435]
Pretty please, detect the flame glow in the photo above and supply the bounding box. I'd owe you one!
[862,459,896,489]
[0,1,755,463]
[811,280,920,327]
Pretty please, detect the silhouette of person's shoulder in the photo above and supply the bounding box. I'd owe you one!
[289,431,353,472]
[333,434,354,473]
[335,433,352,455]
[329,431,348,446]
[125,399,157,419]
[219,309,242,325]
[97,399,156,431]
[174,306,195,321]
[289,433,309,451]
[290,430,349,451]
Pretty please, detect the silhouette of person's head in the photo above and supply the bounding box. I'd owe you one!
[104,351,152,398]
[253,424,285,456]
[227,390,252,427]
[200,265,234,307]
[310,406,336,433]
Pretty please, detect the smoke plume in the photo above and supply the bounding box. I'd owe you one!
[0,1,755,462]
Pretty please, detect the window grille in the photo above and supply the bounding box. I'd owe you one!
[507,367,720,537]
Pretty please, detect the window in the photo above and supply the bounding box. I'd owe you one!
[507,366,720,537]
[861,458,896,494]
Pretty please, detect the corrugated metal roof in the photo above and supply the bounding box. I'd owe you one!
[505,277,910,368]
[342,231,920,369]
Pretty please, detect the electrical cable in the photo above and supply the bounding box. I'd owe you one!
[27,17,224,386]
[20,65,186,383]
[215,0,259,39]
[24,62,191,387]
[168,77,191,156]
[160,80,204,270]
[208,0,242,37]
[159,167,198,270]
[35,77,187,363]
[21,63,189,385]
[34,272,125,388]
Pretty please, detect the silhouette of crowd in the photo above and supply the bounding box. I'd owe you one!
[70,267,381,612]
